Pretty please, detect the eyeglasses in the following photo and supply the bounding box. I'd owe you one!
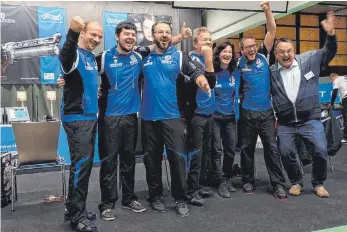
[243,44,257,50]
[154,30,172,35]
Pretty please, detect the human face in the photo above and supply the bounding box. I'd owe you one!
[219,45,233,68]
[142,18,155,41]
[153,23,172,52]
[241,38,258,61]
[275,41,295,69]
[195,32,212,54]
[116,28,136,53]
[80,22,103,51]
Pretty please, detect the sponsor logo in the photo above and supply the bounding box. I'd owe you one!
[110,58,123,67]
[0,12,16,24]
[41,13,63,21]
[256,58,264,68]
[162,55,172,64]
[107,18,123,24]
[229,76,236,87]
[143,58,153,67]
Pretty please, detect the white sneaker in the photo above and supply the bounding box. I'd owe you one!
[341,139,347,144]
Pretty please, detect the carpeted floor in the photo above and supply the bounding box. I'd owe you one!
[1,146,347,232]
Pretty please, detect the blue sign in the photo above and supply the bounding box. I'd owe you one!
[103,11,128,50]
[319,82,340,103]
[37,6,66,84]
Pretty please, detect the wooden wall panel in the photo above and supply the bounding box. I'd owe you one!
[300,15,319,26]
[276,27,296,40]
[300,41,319,53]
[243,26,265,39]
[300,28,319,41]
[276,14,295,25]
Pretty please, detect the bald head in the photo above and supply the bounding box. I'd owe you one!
[79,20,103,51]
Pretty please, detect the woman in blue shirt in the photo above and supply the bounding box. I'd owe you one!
[211,41,241,198]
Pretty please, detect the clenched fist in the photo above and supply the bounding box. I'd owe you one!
[70,16,85,33]
[260,1,270,11]
[321,11,336,36]
[57,76,65,87]
[201,45,213,60]
[181,22,192,39]
[196,76,211,97]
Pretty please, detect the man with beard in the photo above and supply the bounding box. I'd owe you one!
[238,1,287,200]
[59,16,103,232]
[185,27,216,206]
[270,12,337,198]
[141,21,213,216]
[58,21,193,221]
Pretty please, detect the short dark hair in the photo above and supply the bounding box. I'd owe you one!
[214,41,237,73]
[115,21,137,36]
[239,35,255,49]
[274,37,294,50]
[151,21,172,35]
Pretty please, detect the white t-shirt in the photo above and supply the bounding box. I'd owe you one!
[333,76,347,100]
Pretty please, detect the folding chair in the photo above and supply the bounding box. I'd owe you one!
[10,121,66,211]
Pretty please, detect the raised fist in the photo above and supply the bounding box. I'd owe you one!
[181,22,192,39]
[260,1,270,11]
[321,11,336,36]
[201,45,213,59]
[70,16,85,33]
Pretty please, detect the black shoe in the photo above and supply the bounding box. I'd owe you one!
[101,209,116,221]
[151,196,166,212]
[65,208,96,222]
[274,186,288,201]
[243,183,254,194]
[122,200,147,213]
[199,187,214,198]
[71,219,97,232]
[226,178,236,192]
[218,183,231,198]
[175,202,189,217]
[188,195,205,206]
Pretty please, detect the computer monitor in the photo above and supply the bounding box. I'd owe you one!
[5,107,30,123]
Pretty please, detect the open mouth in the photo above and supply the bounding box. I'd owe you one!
[125,39,134,45]
[283,57,290,62]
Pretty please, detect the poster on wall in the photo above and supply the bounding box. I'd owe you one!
[103,11,172,50]
[1,4,66,84]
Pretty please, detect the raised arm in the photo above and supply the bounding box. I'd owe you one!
[59,16,85,74]
[320,11,337,68]
[262,1,276,53]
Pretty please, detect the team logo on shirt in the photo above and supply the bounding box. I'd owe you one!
[162,55,172,64]
[229,76,236,87]
[130,55,138,65]
[110,57,123,67]
[256,58,264,68]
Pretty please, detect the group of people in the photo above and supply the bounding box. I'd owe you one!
[57,1,343,232]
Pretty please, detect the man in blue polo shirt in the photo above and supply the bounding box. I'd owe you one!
[141,21,213,217]
[238,1,287,200]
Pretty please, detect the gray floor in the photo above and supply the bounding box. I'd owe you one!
[1,147,347,232]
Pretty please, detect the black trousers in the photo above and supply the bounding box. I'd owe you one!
[142,119,187,202]
[63,120,97,224]
[99,114,138,211]
[186,115,212,197]
[240,109,286,188]
[342,97,347,139]
[211,115,237,184]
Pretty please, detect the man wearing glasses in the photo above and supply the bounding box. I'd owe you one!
[238,1,287,200]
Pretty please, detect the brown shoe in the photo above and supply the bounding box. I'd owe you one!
[289,184,302,196]
[313,185,329,198]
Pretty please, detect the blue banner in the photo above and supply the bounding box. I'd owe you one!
[103,11,128,50]
[319,83,340,103]
[37,6,66,84]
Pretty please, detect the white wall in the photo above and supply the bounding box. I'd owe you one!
[204,1,321,41]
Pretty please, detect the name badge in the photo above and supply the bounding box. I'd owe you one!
[304,71,314,80]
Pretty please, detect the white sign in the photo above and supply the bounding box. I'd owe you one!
[46,91,57,101]
[16,91,27,101]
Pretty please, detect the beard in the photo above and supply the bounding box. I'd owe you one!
[154,38,171,51]
[119,41,133,53]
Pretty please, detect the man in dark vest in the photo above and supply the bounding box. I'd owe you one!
[269,12,337,198]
